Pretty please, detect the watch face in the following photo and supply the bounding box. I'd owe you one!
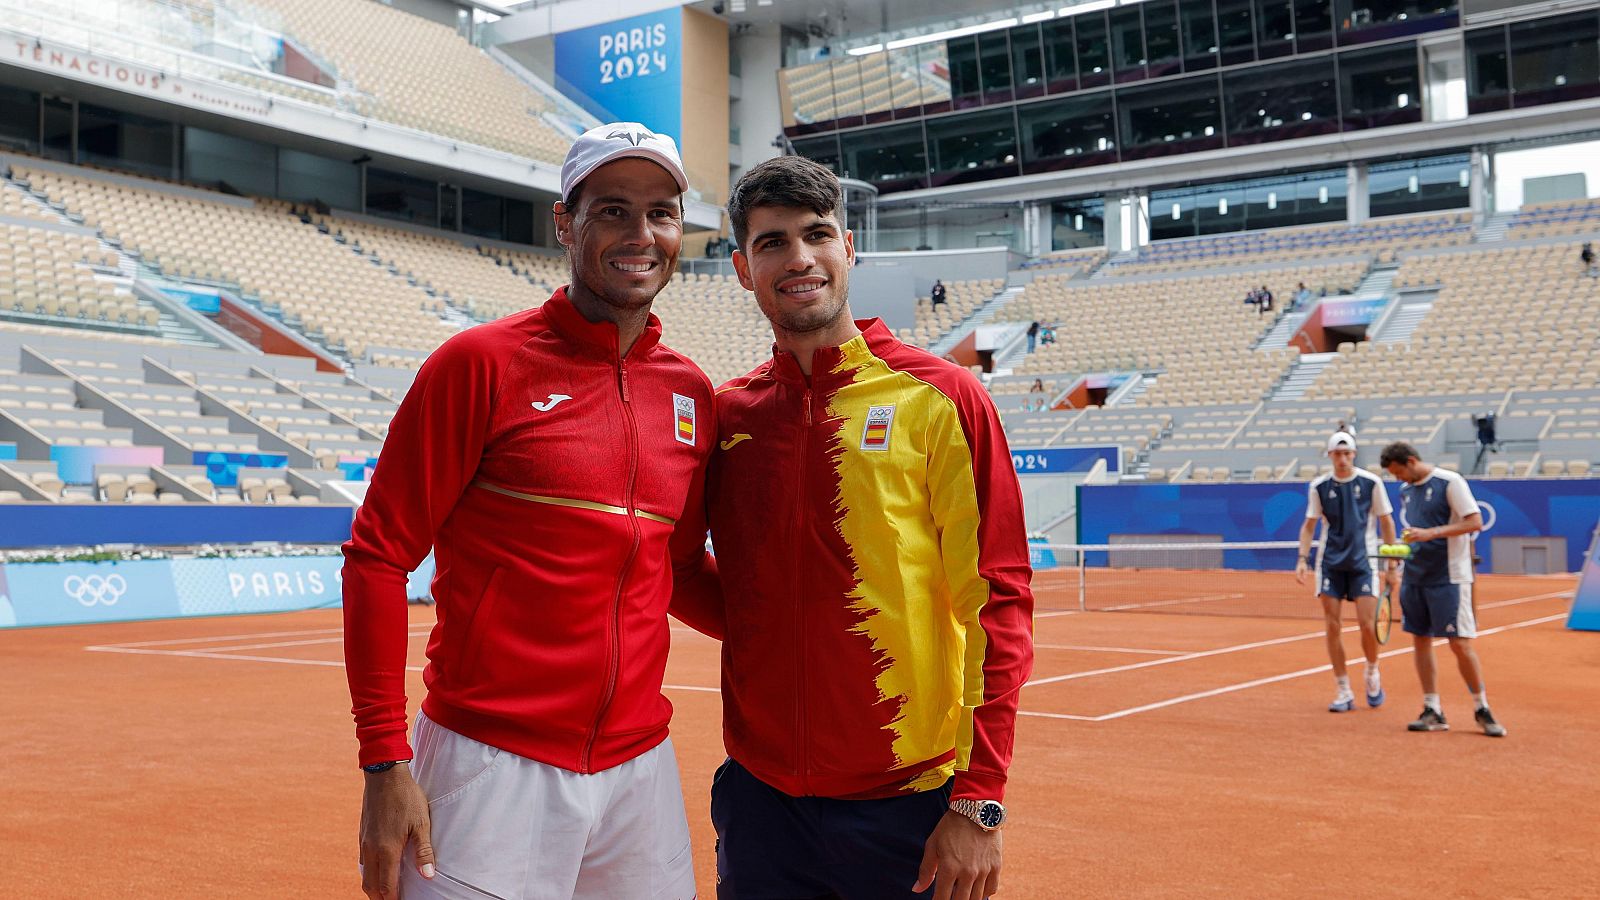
[977,801,1005,829]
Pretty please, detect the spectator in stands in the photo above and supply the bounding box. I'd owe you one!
[1027,320,1041,352]
[930,279,947,307]
[1583,242,1597,277]
[1040,323,1057,345]
[343,123,713,900]
[1258,285,1274,315]
[1294,282,1316,311]
[1245,288,1260,309]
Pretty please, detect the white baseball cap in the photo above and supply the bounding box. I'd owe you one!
[1326,431,1357,452]
[560,123,688,201]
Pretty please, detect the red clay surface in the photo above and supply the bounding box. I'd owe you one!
[3,572,1598,898]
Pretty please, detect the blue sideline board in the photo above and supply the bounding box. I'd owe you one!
[1567,523,1600,631]
[1078,479,1600,574]
[0,553,437,629]
[1012,445,1120,475]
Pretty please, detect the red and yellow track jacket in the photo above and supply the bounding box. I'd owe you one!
[343,288,717,773]
[705,319,1034,802]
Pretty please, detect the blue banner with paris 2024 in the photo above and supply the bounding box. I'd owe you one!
[553,9,681,147]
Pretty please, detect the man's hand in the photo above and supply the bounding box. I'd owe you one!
[1402,526,1435,544]
[914,810,1003,900]
[359,764,434,899]
[1294,558,1309,586]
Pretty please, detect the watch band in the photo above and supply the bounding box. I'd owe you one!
[361,759,410,774]
[949,798,1006,831]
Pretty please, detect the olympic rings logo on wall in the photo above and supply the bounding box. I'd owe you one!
[63,574,128,607]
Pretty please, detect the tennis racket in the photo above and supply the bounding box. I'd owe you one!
[1373,544,1410,646]
[1375,575,1395,645]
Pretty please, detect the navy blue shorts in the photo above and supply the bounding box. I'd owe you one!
[1318,563,1377,602]
[710,757,952,900]
[1400,580,1477,638]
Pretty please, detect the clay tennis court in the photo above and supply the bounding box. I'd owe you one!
[5,570,1598,898]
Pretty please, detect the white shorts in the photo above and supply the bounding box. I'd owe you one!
[396,711,696,900]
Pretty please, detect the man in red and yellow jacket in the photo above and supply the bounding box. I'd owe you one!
[343,125,716,900]
[693,156,1035,900]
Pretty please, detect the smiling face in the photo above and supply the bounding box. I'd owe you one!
[731,204,854,338]
[553,157,682,318]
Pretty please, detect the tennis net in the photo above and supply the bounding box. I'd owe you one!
[1032,540,1327,619]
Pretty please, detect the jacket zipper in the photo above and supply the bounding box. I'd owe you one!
[795,386,812,794]
[581,360,640,773]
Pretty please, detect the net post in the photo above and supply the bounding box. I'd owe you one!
[1078,551,1087,612]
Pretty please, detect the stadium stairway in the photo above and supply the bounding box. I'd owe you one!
[1252,310,1310,351]
[1110,372,1158,407]
[1266,352,1337,402]
[1089,249,1141,279]
[1474,211,1514,243]
[928,284,1022,357]
[1353,259,1400,299]
[1373,300,1434,343]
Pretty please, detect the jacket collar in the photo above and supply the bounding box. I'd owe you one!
[769,319,895,386]
[542,286,663,360]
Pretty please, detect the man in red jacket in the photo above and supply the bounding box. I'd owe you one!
[343,123,716,900]
[696,156,1035,900]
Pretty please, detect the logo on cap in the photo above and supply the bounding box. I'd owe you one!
[607,126,657,147]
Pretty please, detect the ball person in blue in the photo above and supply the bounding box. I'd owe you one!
[1379,441,1507,737]
[1296,432,1398,712]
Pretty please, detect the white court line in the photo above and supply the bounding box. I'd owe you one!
[89,625,350,649]
[1097,593,1246,612]
[1034,643,1189,656]
[1017,602,1568,720]
[194,630,433,653]
[82,644,723,695]
[1022,590,1571,689]
[1033,609,1083,619]
[1031,612,1569,723]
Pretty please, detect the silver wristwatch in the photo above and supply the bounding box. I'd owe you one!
[949,798,1006,831]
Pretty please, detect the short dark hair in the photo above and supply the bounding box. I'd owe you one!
[727,156,842,249]
[1379,441,1421,468]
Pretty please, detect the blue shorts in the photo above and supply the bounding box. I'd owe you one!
[1400,581,1477,638]
[1318,563,1378,602]
[710,757,952,899]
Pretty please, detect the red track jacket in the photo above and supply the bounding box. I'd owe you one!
[343,288,717,772]
[701,320,1034,802]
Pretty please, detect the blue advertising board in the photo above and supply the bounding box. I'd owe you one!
[553,9,682,146]
[3,559,181,627]
[0,553,435,629]
[194,450,289,487]
[1012,445,1121,476]
[162,287,222,315]
[50,444,165,484]
[1567,526,1600,631]
[1079,479,1600,573]
[0,503,354,549]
